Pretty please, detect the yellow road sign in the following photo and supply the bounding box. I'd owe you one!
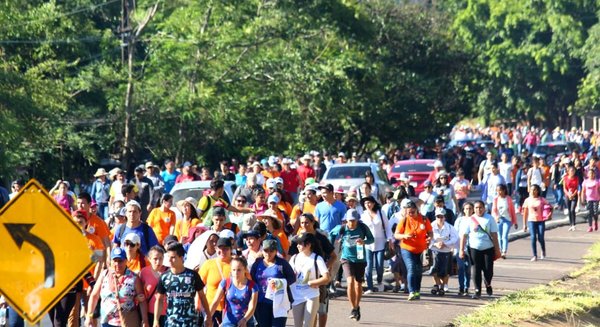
[0,179,93,324]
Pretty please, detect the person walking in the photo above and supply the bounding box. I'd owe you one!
[393,200,432,301]
[522,185,552,261]
[139,246,168,327]
[329,209,374,320]
[581,169,600,232]
[491,184,518,258]
[429,208,458,296]
[563,165,580,231]
[454,202,473,296]
[458,201,501,299]
[360,195,393,294]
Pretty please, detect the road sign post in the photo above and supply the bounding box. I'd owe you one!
[0,179,94,325]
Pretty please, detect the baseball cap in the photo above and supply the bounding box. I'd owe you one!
[72,209,88,220]
[266,178,277,189]
[305,177,316,185]
[423,180,432,187]
[344,209,360,221]
[401,199,416,209]
[110,247,127,261]
[219,229,236,239]
[123,233,141,245]
[126,200,141,210]
[216,237,233,248]
[262,239,278,251]
[118,207,127,217]
[267,194,280,204]
[183,161,192,167]
[318,184,334,193]
[145,161,155,168]
[213,207,226,217]
[334,186,345,194]
[302,154,311,161]
[435,208,447,217]
[275,177,284,185]
[304,184,318,193]
[243,230,261,238]
[433,160,443,168]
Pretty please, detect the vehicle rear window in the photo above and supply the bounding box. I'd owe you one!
[326,166,372,179]
[536,145,567,155]
[391,163,433,173]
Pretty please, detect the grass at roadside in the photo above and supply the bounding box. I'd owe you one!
[453,242,600,326]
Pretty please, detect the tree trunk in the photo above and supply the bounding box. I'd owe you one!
[122,41,134,169]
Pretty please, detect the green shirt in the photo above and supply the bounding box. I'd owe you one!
[329,222,374,263]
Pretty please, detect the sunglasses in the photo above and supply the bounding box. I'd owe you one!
[124,242,137,247]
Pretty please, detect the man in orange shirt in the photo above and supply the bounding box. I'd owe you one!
[72,209,105,326]
[394,199,432,301]
[77,192,110,267]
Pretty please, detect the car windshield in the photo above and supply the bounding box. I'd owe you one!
[391,163,433,173]
[326,166,372,179]
[536,145,567,155]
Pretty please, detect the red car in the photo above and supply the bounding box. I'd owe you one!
[388,159,436,194]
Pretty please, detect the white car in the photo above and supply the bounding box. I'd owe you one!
[169,181,237,220]
[320,163,393,202]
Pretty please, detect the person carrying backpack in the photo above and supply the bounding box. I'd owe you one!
[328,209,374,321]
[198,179,253,227]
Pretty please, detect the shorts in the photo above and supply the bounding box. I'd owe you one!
[431,251,451,277]
[341,259,367,283]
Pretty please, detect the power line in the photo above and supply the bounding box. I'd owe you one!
[0,36,103,44]
[1,0,120,30]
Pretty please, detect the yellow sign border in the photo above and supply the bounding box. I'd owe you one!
[0,179,95,324]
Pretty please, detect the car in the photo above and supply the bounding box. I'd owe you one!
[320,163,393,202]
[533,142,582,165]
[169,180,237,220]
[444,139,477,151]
[388,159,436,194]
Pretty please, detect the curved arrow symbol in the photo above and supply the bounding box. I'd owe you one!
[4,223,55,288]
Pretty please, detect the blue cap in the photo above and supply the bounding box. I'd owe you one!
[110,247,127,261]
[268,194,280,204]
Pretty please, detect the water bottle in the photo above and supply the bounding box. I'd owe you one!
[0,307,7,326]
[356,243,364,260]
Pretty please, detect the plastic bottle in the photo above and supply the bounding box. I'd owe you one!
[356,243,364,260]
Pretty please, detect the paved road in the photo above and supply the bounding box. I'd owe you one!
[322,214,600,327]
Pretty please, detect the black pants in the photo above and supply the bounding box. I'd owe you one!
[469,247,494,292]
[48,292,78,327]
[518,187,528,208]
[566,196,578,226]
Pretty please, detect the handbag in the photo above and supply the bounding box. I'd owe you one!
[542,202,552,221]
[111,271,141,327]
[378,211,395,260]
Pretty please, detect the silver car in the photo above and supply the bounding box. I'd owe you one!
[169,180,237,220]
[320,163,393,202]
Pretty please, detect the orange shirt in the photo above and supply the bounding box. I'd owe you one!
[84,232,105,288]
[127,253,149,274]
[290,202,316,221]
[199,259,231,311]
[174,218,200,242]
[396,214,432,254]
[277,202,293,217]
[87,213,111,242]
[273,229,289,254]
[147,208,176,244]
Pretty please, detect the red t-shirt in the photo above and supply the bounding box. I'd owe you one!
[175,173,200,184]
[296,165,315,186]
[280,169,300,193]
[563,175,579,194]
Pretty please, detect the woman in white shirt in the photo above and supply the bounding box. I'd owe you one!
[289,233,330,327]
[360,195,393,294]
[429,208,458,296]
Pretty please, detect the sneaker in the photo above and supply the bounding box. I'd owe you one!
[408,292,418,301]
[486,285,493,296]
[393,285,400,293]
[530,256,537,262]
[471,290,481,299]
[438,288,445,296]
[540,252,546,260]
[364,289,373,295]
[334,281,342,288]
[349,308,357,319]
[501,252,506,259]
[564,208,569,215]
[463,289,470,297]
[587,226,594,232]
[443,284,449,292]
[414,291,421,299]
[355,306,361,321]
[431,285,439,295]
[378,283,385,292]
[459,288,464,295]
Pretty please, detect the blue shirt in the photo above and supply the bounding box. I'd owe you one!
[250,257,296,303]
[90,178,111,203]
[459,214,498,251]
[161,170,181,194]
[235,173,247,187]
[315,200,347,233]
[220,279,259,325]
[112,223,159,256]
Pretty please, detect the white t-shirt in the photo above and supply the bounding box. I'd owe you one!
[418,191,437,216]
[498,162,513,183]
[290,252,328,305]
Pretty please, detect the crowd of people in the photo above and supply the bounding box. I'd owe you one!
[1,123,600,327]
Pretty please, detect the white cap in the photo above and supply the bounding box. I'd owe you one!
[126,200,141,210]
[435,207,447,216]
[266,178,277,189]
[304,184,318,193]
[275,177,284,185]
[123,233,141,245]
[433,160,443,168]
[219,229,236,239]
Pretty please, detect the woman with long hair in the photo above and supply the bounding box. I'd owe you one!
[139,246,168,327]
[581,169,600,232]
[174,198,201,243]
[360,195,392,294]
[289,233,331,327]
[522,184,552,261]
[563,165,580,231]
[491,184,518,258]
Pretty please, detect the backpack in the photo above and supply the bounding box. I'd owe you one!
[387,202,401,220]
[117,223,151,251]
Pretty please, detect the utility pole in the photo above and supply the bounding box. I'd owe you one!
[118,0,158,170]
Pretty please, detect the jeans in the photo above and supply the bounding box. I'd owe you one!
[456,253,471,291]
[469,247,494,292]
[553,187,564,209]
[400,249,423,293]
[587,201,599,226]
[7,306,24,327]
[497,217,511,253]
[365,249,385,290]
[566,196,578,226]
[255,302,287,327]
[528,221,546,257]
[98,202,109,220]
